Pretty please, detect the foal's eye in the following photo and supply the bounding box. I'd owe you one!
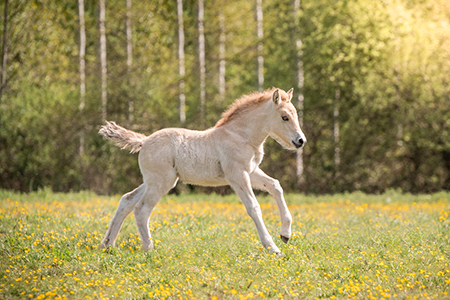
[282,116,289,122]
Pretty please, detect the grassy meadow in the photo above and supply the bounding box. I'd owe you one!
[0,189,449,299]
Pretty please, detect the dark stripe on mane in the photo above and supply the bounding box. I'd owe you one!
[215,88,278,127]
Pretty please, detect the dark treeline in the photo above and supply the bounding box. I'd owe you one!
[0,0,449,195]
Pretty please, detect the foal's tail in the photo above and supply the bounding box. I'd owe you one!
[99,121,147,154]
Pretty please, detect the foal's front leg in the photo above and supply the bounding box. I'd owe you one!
[250,168,292,243]
[226,171,281,254]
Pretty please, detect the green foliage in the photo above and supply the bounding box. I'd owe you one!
[0,84,81,191]
[298,0,450,193]
[0,0,449,194]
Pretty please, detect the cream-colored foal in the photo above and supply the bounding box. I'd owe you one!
[99,88,306,254]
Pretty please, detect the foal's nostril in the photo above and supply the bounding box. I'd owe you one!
[292,133,306,148]
[292,136,305,148]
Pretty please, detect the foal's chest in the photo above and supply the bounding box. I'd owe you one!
[249,149,264,173]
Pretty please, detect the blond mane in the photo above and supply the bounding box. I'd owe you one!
[215,88,280,127]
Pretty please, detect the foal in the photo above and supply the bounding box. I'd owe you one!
[99,88,306,254]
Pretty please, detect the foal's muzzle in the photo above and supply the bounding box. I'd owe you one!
[292,134,306,149]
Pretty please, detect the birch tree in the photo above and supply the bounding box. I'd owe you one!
[294,0,304,185]
[256,0,264,91]
[126,0,133,123]
[198,0,206,126]
[99,0,107,121]
[177,0,186,123]
[78,0,86,156]
[333,89,340,170]
[219,12,226,103]
[0,0,8,104]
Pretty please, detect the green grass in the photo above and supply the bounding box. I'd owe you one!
[0,189,449,299]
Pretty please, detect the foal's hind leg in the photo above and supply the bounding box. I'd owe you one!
[100,184,145,249]
[134,170,178,251]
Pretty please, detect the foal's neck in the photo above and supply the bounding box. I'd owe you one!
[221,101,271,149]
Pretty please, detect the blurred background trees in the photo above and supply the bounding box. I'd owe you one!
[0,0,449,194]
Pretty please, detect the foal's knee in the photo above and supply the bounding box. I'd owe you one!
[271,179,283,196]
[285,212,293,226]
[245,204,262,219]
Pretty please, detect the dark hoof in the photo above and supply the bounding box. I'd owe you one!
[280,235,290,244]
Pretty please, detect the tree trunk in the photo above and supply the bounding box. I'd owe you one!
[198,0,206,126]
[99,0,107,121]
[442,150,450,190]
[294,0,305,186]
[256,0,264,92]
[334,89,341,170]
[0,0,9,104]
[219,12,226,103]
[126,0,133,123]
[78,0,86,156]
[177,0,186,123]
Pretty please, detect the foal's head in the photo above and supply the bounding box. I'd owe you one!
[269,88,306,150]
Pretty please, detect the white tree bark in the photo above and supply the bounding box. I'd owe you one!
[126,0,133,123]
[198,0,206,125]
[99,0,107,121]
[256,0,264,92]
[219,12,226,103]
[177,0,186,123]
[78,0,86,112]
[294,0,305,185]
[1,0,9,104]
[78,0,86,156]
[334,89,341,169]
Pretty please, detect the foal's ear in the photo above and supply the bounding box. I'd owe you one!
[272,89,280,105]
[287,88,294,102]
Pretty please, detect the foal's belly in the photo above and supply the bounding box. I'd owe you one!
[173,144,228,186]
[180,174,228,187]
[176,161,228,187]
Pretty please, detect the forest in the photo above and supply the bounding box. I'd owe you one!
[0,0,449,194]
